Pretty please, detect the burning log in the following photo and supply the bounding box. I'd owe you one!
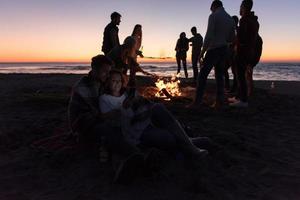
[154,73,182,100]
[161,88,173,99]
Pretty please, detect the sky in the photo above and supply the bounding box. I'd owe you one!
[1,0,300,62]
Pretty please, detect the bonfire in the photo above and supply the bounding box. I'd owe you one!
[154,73,182,100]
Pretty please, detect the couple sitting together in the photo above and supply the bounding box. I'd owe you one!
[68,54,212,183]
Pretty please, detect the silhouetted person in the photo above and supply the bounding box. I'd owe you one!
[107,36,137,74]
[175,32,189,78]
[68,55,142,183]
[224,15,239,92]
[229,0,260,108]
[107,36,149,89]
[246,34,263,96]
[190,0,235,108]
[102,12,121,55]
[189,27,203,81]
[131,24,144,60]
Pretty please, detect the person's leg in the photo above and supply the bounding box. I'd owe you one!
[192,53,199,81]
[90,123,139,157]
[246,65,254,97]
[231,57,238,94]
[176,57,181,74]
[150,103,207,157]
[236,55,248,102]
[214,47,227,104]
[194,49,217,104]
[140,125,177,153]
[183,57,188,78]
[224,62,230,91]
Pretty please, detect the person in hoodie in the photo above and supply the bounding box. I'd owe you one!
[229,0,260,107]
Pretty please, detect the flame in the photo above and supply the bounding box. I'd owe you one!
[155,73,182,99]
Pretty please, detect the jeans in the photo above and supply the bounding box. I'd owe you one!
[139,103,188,154]
[192,51,200,80]
[195,46,228,104]
[236,53,248,102]
[140,125,177,153]
[176,57,188,78]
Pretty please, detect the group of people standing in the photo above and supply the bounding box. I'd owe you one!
[175,27,203,80]
[189,0,262,108]
[68,0,262,184]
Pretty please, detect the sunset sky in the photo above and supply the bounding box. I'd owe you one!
[1,0,300,62]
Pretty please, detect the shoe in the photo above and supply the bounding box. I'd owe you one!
[191,137,223,154]
[113,153,144,184]
[186,102,205,109]
[229,100,248,108]
[228,96,239,103]
[184,148,208,169]
[210,101,225,110]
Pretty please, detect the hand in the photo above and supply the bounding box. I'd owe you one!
[123,96,134,109]
[137,50,144,58]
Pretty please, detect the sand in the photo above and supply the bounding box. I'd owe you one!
[0,73,299,200]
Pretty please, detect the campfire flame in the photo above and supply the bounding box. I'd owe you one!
[155,73,182,100]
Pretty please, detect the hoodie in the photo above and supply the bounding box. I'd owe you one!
[237,11,260,54]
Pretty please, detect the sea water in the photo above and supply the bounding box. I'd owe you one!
[0,62,299,81]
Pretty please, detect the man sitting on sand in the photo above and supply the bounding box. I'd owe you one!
[68,55,144,183]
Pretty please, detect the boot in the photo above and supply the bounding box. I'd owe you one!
[167,119,208,158]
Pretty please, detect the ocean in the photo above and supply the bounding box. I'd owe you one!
[0,62,299,81]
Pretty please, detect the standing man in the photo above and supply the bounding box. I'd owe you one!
[102,12,121,55]
[190,0,235,108]
[230,0,260,107]
[189,27,203,81]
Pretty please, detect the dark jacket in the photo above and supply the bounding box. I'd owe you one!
[189,33,203,53]
[68,72,104,134]
[237,12,260,60]
[175,38,189,58]
[107,45,129,74]
[102,22,120,55]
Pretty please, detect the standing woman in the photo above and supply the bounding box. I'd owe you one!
[131,24,144,61]
[175,32,189,78]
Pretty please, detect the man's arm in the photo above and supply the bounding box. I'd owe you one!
[201,14,215,58]
[110,28,120,47]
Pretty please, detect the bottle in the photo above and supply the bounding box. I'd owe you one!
[271,82,275,89]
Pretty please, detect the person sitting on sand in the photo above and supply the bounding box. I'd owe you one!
[99,70,209,163]
[68,55,144,183]
[175,32,189,78]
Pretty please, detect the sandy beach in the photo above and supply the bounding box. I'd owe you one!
[0,73,299,200]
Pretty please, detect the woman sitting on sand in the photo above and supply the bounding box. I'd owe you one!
[99,69,208,159]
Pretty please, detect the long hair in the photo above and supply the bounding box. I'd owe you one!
[104,69,126,95]
[131,24,142,36]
